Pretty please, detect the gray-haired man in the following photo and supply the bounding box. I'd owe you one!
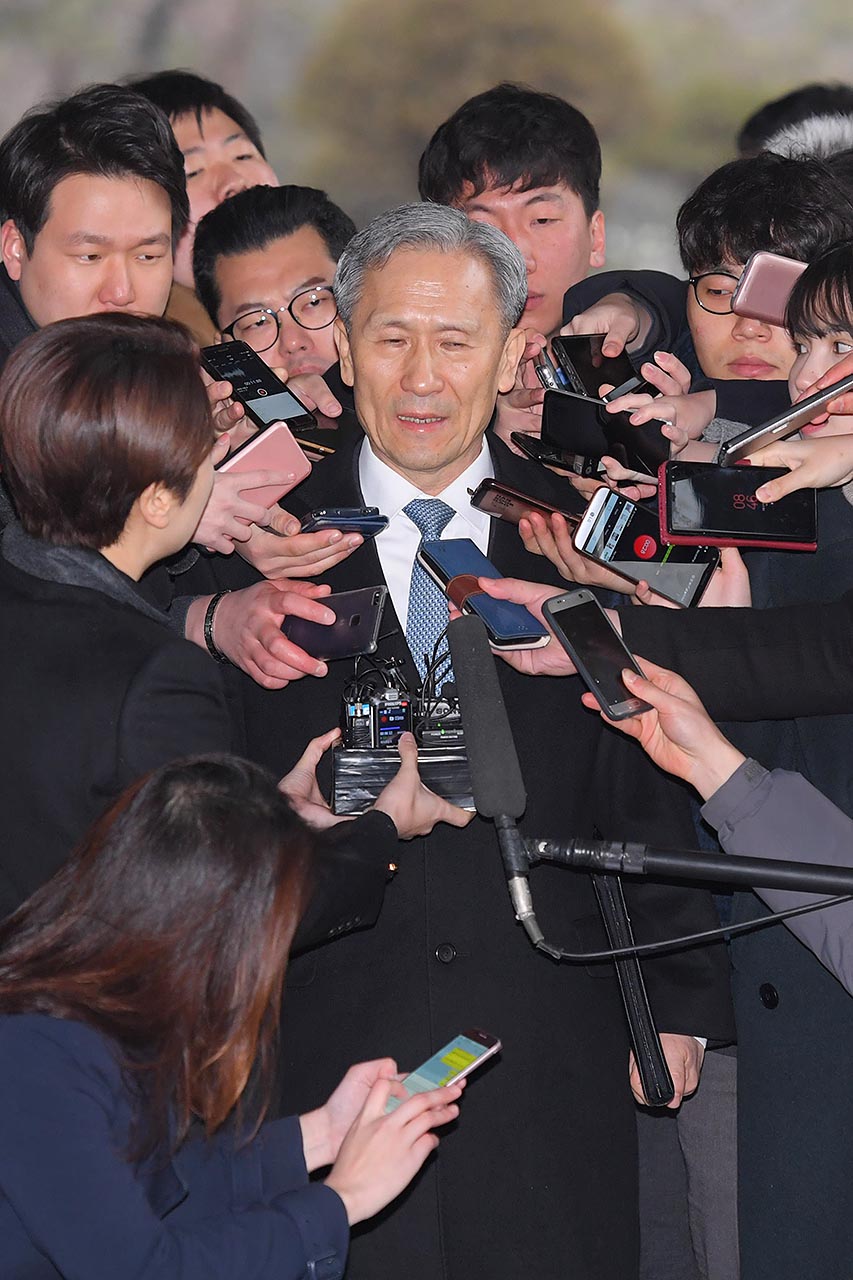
[210,203,734,1280]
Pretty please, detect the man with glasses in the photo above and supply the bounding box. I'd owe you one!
[193,183,354,381]
[561,151,853,424]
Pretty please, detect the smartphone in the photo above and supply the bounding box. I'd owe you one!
[573,487,720,607]
[468,479,582,526]
[551,334,655,400]
[385,1028,502,1113]
[717,369,853,464]
[533,348,566,391]
[542,589,653,720]
[540,388,667,478]
[215,421,312,509]
[200,341,317,434]
[660,461,817,550]
[417,538,550,650]
[509,431,602,477]
[731,250,807,327]
[300,507,390,537]
[281,586,387,661]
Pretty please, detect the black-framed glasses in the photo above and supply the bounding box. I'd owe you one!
[221,285,337,353]
[688,271,741,315]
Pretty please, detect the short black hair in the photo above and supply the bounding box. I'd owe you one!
[738,83,853,157]
[0,83,189,253]
[193,184,356,323]
[418,82,601,217]
[785,239,853,340]
[129,69,266,157]
[676,152,853,275]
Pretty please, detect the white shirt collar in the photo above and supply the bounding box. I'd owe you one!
[358,437,493,539]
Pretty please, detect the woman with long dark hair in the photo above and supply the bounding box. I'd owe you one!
[0,754,462,1278]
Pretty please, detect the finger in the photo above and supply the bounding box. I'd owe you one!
[255,626,329,678]
[599,316,637,357]
[752,471,802,503]
[293,727,343,772]
[394,730,419,771]
[211,433,231,465]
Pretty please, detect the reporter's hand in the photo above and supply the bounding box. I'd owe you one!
[597,456,658,503]
[750,433,853,501]
[579,657,746,799]
[373,732,473,838]
[300,1059,398,1172]
[603,387,716,457]
[187,580,335,688]
[279,727,346,829]
[630,1034,704,1110]
[238,505,365,579]
[288,370,343,417]
[325,1077,462,1225]
[560,292,649,356]
[474,577,573,676]
[519,510,635,595]
[202,370,246,435]
[195,465,303,555]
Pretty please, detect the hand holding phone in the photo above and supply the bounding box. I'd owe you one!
[417,539,549,650]
[200,341,317,434]
[282,586,387,661]
[542,589,652,719]
[385,1028,501,1113]
[300,507,390,537]
[659,460,818,550]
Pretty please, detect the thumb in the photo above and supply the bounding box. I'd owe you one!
[299,727,342,770]
[394,731,420,773]
[211,433,231,465]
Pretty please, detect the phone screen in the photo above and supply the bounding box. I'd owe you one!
[576,490,718,606]
[202,343,311,425]
[544,592,649,718]
[552,334,647,399]
[666,463,816,542]
[385,1032,498,1112]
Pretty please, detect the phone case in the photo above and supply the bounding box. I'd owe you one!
[469,479,581,525]
[731,250,807,326]
[215,422,312,508]
[282,586,387,661]
[657,461,818,552]
[300,508,390,536]
[417,538,549,650]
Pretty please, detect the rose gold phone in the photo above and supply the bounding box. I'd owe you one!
[215,421,312,509]
[731,251,807,327]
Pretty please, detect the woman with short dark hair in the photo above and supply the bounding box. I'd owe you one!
[0,754,462,1278]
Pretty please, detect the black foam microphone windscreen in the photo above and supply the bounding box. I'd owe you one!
[448,614,527,820]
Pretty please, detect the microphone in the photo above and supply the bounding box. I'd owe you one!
[447,615,541,940]
[529,837,853,895]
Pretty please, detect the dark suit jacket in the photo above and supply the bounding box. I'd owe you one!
[189,434,734,1280]
[0,1013,349,1279]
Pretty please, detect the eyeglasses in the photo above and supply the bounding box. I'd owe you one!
[688,271,741,315]
[221,285,337,353]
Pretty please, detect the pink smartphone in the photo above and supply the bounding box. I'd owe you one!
[215,421,312,509]
[731,250,807,327]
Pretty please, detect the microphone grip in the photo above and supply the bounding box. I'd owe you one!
[495,814,530,879]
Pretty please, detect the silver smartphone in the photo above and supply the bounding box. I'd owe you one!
[385,1027,501,1113]
[718,370,853,464]
[542,589,652,720]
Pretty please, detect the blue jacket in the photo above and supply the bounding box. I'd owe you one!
[0,1014,348,1278]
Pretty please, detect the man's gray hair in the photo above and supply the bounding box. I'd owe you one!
[334,202,528,335]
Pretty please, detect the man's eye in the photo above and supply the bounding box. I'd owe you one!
[185,167,202,180]
[77,254,100,263]
[793,342,808,355]
[835,340,853,355]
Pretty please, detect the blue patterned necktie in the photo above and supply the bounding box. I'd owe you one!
[403,497,456,685]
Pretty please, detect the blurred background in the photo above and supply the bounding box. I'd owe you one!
[2,0,850,274]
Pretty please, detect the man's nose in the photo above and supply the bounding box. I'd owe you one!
[98,258,134,306]
[400,343,443,395]
[731,312,772,341]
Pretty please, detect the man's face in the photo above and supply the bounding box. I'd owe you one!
[171,106,278,288]
[336,247,525,495]
[215,224,339,378]
[457,180,605,338]
[1,173,174,326]
[686,262,796,381]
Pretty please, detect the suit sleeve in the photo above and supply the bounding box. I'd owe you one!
[293,810,398,952]
[619,593,853,721]
[117,639,233,781]
[0,1020,349,1280]
[703,761,853,995]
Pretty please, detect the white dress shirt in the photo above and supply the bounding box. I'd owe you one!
[358,439,494,634]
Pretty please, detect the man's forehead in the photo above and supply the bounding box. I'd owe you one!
[358,246,493,304]
[41,172,171,233]
[458,177,576,210]
[173,106,245,153]
[216,227,337,307]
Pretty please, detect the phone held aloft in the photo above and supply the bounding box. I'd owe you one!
[385,1028,502,1114]
[468,479,582,526]
[542,589,652,721]
[299,507,390,537]
[658,461,817,551]
[417,538,549,651]
[281,587,387,662]
[572,486,719,607]
[717,368,853,464]
[200,340,317,435]
[214,421,312,510]
[730,250,807,328]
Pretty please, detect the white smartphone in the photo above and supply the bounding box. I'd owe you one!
[385,1027,502,1113]
[573,487,719,607]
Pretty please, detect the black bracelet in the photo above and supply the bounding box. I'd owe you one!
[203,590,231,664]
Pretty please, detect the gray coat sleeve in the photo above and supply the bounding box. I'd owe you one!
[702,760,853,995]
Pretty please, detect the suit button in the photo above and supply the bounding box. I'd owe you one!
[435,943,457,964]
[759,983,779,1009]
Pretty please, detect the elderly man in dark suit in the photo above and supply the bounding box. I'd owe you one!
[195,203,734,1280]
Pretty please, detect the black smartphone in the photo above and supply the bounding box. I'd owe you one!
[660,461,818,551]
[542,589,652,720]
[510,431,602,477]
[300,507,390,537]
[468,479,582,526]
[281,586,387,661]
[573,486,719,607]
[540,388,668,478]
[200,341,317,434]
[551,334,655,400]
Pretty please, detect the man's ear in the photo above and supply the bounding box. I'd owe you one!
[334,318,355,387]
[1,220,27,281]
[137,481,176,531]
[588,210,606,271]
[497,327,527,394]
